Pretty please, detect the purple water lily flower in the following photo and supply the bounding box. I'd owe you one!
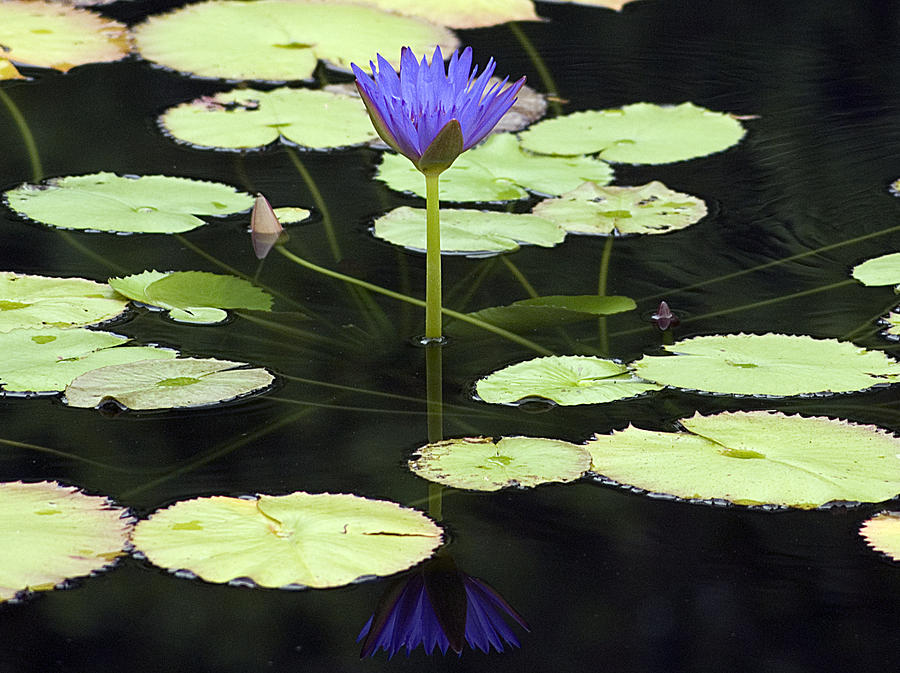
[358,556,529,657]
[352,46,525,175]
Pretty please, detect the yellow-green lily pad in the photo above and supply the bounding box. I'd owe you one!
[859,511,900,562]
[409,436,591,491]
[0,481,131,602]
[851,252,900,289]
[351,0,539,28]
[586,411,900,508]
[131,492,442,588]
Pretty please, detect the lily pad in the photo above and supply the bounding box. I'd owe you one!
[459,295,635,334]
[132,0,457,82]
[476,355,661,405]
[532,181,707,235]
[131,492,442,588]
[377,133,614,202]
[851,252,900,288]
[64,357,274,410]
[0,327,176,393]
[160,88,378,150]
[272,207,311,224]
[879,309,900,341]
[0,1,129,78]
[372,207,565,254]
[0,481,131,602]
[4,173,254,234]
[0,272,128,332]
[859,511,900,561]
[518,102,746,164]
[352,0,539,28]
[586,411,900,508]
[409,436,591,491]
[632,333,900,396]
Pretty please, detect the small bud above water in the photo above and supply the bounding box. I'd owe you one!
[250,193,284,259]
[651,300,679,330]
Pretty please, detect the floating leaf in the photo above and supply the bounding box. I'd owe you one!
[378,133,614,202]
[476,355,660,405]
[0,327,176,393]
[459,295,635,334]
[351,0,539,28]
[131,492,442,588]
[133,0,457,82]
[532,181,707,235]
[851,252,900,288]
[65,357,274,410]
[0,272,128,332]
[633,333,900,396]
[0,481,131,602]
[879,309,900,341]
[859,512,900,561]
[518,102,746,164]
[0,0,128,77]
[373,206,564,254]
[409,436,590,491]
[543,0,633,9]
[4,173,254,234]
[160,88,378,150]
[586,411,900,508]
[272,207,311,224]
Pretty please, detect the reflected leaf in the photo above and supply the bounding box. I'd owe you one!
[459,295,635,334]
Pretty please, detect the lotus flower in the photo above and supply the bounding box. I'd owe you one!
[352,46,525,175]
[358,556,529,657]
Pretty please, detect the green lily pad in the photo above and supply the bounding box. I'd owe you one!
[353,0,539,28]
[851,252,900,288]
[0,327,176,393]
[272,207,311,224]
[0,1,129,78]
[372,206,565,254]
[64,357,274,410]
[0,481,131,602]
[160,88,378,150]
[859,511,900,561]
[633,333,900,396]
[586,411,900,508]
[5,173,254,234]
[879,309,900,341]
[377,133,614,202]
[131,491,442,588]
[0,272,128,332]
[409,436,590,491]
[132,0,457,82]
[532,181,708,235]
[476,355,661,405]
[518,102,746,164]
[459,295,635,334]
[109,271,272,324]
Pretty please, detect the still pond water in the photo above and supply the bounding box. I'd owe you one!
[1,0,899,671]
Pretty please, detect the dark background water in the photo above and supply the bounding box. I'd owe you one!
[1,0,899,671]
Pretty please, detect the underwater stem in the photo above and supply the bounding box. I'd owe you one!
[425,171,442,340]
[508,22,563,115]
[0,88,43,181]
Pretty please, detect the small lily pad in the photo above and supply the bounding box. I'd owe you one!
[0,327,176,393]
[518,102,746,164]
[64,357,274,410]
[586,411,900,508]
[851,252,900,288]
[352,0,539,28]
[0,481,131,602]
[272,207,311,224]
[0,272,128,332]
[133,0,457,82]
[160,87,378,150]
[4,173,254,234]
[378,133,614,202]
[131,491,442,588]
[0,1,129,77]
[632,333,900,396]
[476,355,661,405]
[532,181,707,235]
[373,206,565,254]
[859,511,900,561]
[409,436,591,491]
[459,295,635,334]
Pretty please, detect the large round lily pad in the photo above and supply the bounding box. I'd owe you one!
[859,511,900,562]
[5,173,254,234]
[532,181,707,235]
[64,357,275,410]
[632,333,900,396]
[160,87,378,150]
[373,207,565,254]
[586,411,900,508]
[0,272,128,332]
[131,492,442,588]
[409,436,591,491]
[0,481,131,602]
[476,355,660,405]
[132,0,457,82]
[518,102,746,164]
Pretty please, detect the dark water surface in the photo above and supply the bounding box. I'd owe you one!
[1,0,899,671]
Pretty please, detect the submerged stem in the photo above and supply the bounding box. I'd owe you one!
[425,171,442,340]
[0,88,43,181]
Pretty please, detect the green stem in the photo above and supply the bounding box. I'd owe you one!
[285,148,340,261]
[426,343,443,443]
[425,171,442,340]
[596,236,614,356]
[0,88,43,181]
[508,22,563,115]
[500,256,539,298]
